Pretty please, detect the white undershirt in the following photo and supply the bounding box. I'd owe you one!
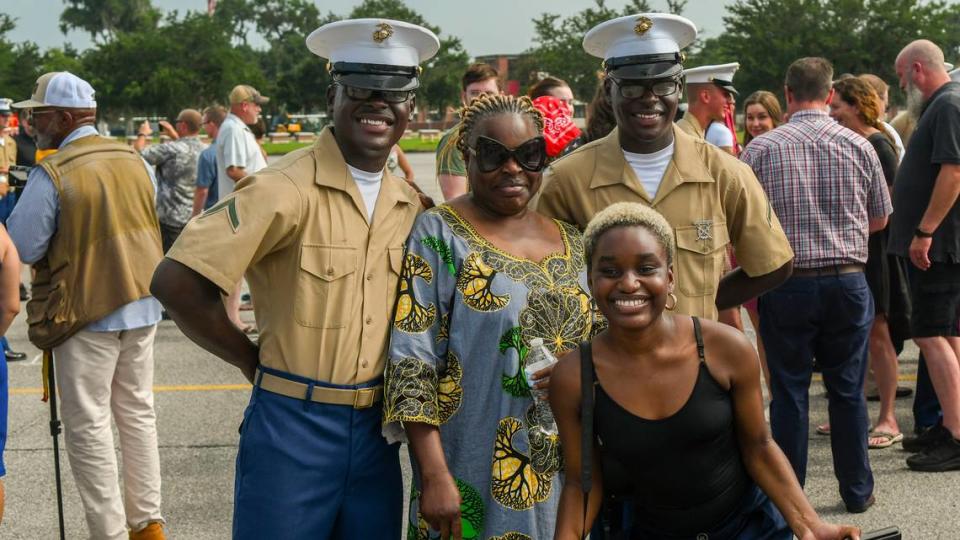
[705,122,735,148]
[347,164,383,221]
[622,142,675,199]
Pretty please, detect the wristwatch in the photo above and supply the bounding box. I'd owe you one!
[915,228,934,238]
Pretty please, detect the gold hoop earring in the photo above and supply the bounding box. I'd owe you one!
[665,292,678,311]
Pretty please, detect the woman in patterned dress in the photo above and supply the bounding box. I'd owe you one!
[383,94,597,540]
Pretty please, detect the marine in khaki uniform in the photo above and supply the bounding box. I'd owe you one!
[150,19,439,539]
[537,14,793,320]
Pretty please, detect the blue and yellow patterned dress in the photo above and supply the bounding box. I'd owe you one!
[383,205,597,540]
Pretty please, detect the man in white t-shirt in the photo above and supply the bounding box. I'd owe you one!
[217,84,269,332]
[218,85,268,199]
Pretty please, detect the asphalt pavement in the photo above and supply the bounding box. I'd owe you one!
[2,152,957,538]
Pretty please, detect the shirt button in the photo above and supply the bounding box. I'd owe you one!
[366,273,373,281]
[326,267,335,275]
[361,360,369,368]
[365,316,373,325]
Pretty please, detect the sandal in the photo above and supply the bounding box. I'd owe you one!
[868,430,904,449]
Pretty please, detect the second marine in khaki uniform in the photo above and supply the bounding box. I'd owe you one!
[537,14,793,320]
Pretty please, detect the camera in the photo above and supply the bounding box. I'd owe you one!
[8,165,32,188]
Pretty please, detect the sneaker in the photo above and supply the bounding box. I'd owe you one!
[902,424,948,453]
[906,435,960,472]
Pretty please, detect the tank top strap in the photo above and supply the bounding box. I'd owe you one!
[692,316,705,364]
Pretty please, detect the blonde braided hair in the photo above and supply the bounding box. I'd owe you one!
[455,94,545,155]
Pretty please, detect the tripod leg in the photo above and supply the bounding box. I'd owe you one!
[45,351,66,540]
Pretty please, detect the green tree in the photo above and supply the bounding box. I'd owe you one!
[82,11,265,119]
[59,0,161,42]
[689,0,960,104]
[0,15,83,103]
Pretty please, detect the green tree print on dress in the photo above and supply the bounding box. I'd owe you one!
[422,236,457,277]
[408,480,486,539]
[498,327,531,398]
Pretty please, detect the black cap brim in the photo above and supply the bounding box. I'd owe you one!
[717,82,739,96]
[609,62,683,80]
[334,73,419,92]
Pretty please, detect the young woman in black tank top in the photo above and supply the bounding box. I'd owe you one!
[549,203,861,540]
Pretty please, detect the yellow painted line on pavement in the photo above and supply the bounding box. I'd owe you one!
[9,383,252,396]
[813,374,917,382]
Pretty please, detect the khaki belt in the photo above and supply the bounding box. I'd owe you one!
[257,371,383,409]
[792,263,865,278]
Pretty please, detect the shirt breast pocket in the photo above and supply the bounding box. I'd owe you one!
[674,222,730,297]
[296,245,358,329]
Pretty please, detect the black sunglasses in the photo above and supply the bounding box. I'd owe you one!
[467,135,547,173]
[611,77,682,98]
[342,85,414,104]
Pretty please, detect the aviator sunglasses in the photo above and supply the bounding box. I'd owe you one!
[467,135,547,173]
[341,85,414,104]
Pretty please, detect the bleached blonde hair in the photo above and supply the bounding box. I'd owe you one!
[583,202,675,266]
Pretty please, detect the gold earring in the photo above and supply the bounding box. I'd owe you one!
[665,292,678,311]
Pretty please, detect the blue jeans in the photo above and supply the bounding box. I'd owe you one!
[232,367,403,539]
[759,272,874,507]
[594,485,790,540]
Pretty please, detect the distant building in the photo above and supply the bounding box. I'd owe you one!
[474,53,529,96]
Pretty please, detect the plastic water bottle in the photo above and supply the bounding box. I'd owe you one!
[524,338,558,435]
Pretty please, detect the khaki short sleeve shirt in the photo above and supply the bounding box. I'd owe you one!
[167,128,420,384]
[676,113,706,140]
[536,127,793,319]
[0,135,16,172]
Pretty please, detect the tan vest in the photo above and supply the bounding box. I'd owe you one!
[27,135,162,349]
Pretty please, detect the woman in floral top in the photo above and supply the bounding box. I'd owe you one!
[383,94,596,540]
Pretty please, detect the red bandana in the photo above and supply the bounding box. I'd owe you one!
[532,96,582,157]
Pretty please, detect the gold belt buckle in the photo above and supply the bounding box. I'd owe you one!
[353,388,376,409]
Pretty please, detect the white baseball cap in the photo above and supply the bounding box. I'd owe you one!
[12,71,97,109]
[307,19,440,91]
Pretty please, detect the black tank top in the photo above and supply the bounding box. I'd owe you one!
[593,317,750,537]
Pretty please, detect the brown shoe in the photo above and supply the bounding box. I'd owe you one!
[130,522,165,540]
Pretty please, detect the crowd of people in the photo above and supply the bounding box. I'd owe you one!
[0,9,956,540]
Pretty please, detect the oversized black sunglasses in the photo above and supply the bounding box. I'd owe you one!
[342,85,414,104]
[467,135,547,173]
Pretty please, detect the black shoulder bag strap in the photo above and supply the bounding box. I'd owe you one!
[579,341,595,540]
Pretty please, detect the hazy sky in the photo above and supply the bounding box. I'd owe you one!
[6,0,735,57]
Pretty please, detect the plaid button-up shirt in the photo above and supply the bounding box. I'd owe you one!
[741,109,892,269]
